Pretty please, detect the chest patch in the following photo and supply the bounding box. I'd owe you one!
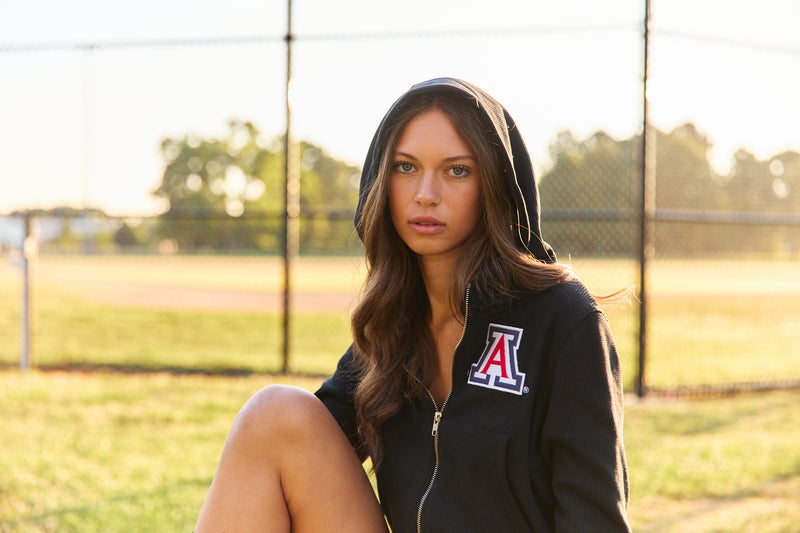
[467,323,526,395]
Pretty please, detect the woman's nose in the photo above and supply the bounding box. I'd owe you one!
[414,172,440,206]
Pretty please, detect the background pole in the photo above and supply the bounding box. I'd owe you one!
[281,0,298,374]
[637,0,653,397]
[20,213,32,371]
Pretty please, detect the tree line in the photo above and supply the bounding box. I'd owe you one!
[151,120,362,254]
[539,124,799,257]
[8,120,797,258]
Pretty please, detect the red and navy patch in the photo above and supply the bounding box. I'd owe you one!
[467,323,526,395]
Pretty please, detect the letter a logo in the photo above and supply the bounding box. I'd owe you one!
[467,323,526,395]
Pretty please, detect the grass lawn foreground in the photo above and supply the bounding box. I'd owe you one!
[1,255,798,531]
[1,370,799,533]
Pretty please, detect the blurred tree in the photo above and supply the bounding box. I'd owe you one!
[770,151,800,213]
[718,148,800,255]
[153,121,360,253]
[721,149,800,213]
[539,129,637,256]
[113,222,140,249]
[537,123,799,257]
[295,141,361,254]
[542,130,635,210]
[652,124,723,255]
[655,123,717,210]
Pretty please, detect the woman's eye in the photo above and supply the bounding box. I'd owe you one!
[395,162,415,173]
[449,165,470,178]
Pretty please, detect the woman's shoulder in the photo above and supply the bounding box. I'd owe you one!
[491,276,601,338]
[472,274,600,326]
[519,275,599,313]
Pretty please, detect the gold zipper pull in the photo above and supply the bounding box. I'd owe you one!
[431,411,442,437]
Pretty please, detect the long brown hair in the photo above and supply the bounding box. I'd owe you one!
[351,91,572,466]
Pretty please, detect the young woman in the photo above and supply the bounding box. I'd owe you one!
[195,78,631,533]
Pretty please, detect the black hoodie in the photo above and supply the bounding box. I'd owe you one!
[316,78,631,533]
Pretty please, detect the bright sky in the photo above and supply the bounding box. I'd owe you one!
[1,0,798,215]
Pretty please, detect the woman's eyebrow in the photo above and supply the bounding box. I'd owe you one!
[443,155,475,163]
[393,151,475,163]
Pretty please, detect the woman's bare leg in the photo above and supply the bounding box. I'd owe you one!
[194,385,387,533]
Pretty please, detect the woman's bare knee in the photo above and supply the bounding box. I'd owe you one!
[198,384,386,533]
[194,386,311,533]
[230,385,327,454]
[248,389,386,533]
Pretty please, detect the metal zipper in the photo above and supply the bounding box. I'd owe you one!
[415,286,470,533]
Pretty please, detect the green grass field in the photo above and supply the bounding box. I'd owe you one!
[1,371,798,532]
[1,255,799,531]
[2,255,798,389]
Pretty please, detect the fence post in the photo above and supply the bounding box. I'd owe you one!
[20,212,34,371]
[636,0,653,397]
[281,0,298,374]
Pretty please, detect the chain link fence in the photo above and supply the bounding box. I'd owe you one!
[1,1,798,395]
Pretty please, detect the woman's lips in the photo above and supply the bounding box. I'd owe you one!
[408,216,445,235]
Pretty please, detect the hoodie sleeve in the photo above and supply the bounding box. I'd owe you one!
[541,310,631,532]
[314,346,365,457]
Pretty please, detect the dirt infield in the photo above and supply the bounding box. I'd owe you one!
[62,285,355,312]
[58,283,359,312]
[9,256,362,312]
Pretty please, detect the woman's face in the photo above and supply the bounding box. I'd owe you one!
[389,108,482,266]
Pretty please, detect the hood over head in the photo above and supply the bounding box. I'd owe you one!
[354,77,556,263]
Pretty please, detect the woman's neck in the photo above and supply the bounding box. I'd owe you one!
[417,255,463,404]
[417,256,455,323]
